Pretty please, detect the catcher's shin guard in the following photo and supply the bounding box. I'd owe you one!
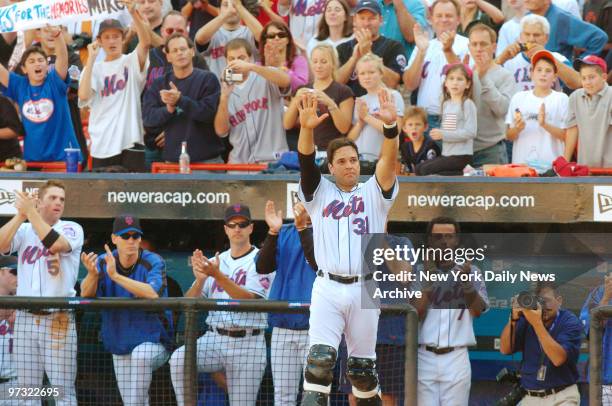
[347,357,382,406]
[302,344,337,406]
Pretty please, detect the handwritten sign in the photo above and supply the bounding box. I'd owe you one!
[0,0,126,33]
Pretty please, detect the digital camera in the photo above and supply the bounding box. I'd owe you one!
[224,68,243,85]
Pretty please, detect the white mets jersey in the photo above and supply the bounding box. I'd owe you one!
[299,176,398,276]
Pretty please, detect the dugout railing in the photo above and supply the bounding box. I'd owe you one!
[589,305,612,406]
[0,297,418,406]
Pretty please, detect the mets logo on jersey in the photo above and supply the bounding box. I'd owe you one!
[62,225,76,239]
[259,276,271,290]
[0,189,15,206]
[322,195,364,219]
[211,269,247,294]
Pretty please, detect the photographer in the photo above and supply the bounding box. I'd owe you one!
[213,38,290,164]
[500,282,583,405]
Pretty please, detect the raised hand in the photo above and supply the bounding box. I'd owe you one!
[298,93,329,129]
[14,191,36,220]
[192,249,209,282]
[429,128,443,140]
[81,252,99,275]
[293,202,309,230]
[439,30,455,52]
[104,244,118,280]
[513,109,525,132]
[356,99,369,122]
[87,40,101,61]
[264,200,283,234]
[538,103,546,127]
[373,88,397,125]
[413,23,429,51]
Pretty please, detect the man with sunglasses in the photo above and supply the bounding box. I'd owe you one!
[81,214,173,406]
[410,216,488,406]
[170,204,273,406]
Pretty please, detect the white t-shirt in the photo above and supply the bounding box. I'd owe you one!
[306,36,354,57]
[502,51,568,92]
[407,35,470,115]
[496,17,521,58]
[416,264,489,347]
[352,89,405,161]
[9,220,84,297]
[204,27,257,80]
[80,50,149,158]
[200,248,274,329]
[505,89,568,165]
[278,0,326,49]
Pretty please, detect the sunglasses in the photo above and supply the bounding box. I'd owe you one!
[119,232,142,240]
[225,221,251,229]
[266,32,288,40]
[164,28,185,35]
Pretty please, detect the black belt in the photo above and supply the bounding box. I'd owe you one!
[317,270,373,284]
[0,377,14,384]
[27,310,53,316]
[213,328,261,338]
[526,384,573,398]
[424,345,455,355]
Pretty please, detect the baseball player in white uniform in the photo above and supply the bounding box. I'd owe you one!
[412,217,488,406]
[0,256,18,406]
[296,90,400,406]
[170,204,274,406]
[0,180,83,406]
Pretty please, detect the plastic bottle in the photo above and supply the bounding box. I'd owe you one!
[179,141,190,174]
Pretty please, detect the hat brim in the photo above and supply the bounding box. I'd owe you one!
[114,227,143,236]
[355,6,381,14]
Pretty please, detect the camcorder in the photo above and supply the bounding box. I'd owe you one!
[495,368,526,406]
[224,68,243,85]
[516,291,546,310]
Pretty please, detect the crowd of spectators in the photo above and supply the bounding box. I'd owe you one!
[0,0,610,173]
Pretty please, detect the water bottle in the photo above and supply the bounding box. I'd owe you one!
[179,141,190,174]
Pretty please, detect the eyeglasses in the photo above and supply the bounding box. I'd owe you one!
[225,221,251,229]
[165,28,185,35]
[119,232,142,240]
[266,32,288,40]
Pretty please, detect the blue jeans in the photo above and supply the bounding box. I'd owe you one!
[473,141,509,167]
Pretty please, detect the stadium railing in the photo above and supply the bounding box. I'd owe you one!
[0,297,418,406]
[589,305,612,406]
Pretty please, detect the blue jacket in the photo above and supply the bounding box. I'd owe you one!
[542,4,608,60]
[97,249,173,355]
[580,285,612,384]
[257,224,316,330]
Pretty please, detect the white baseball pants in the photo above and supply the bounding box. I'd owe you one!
[170,330,267,406]
[417,346,471,406]
[271,327,309,406]
[13,310,77,406]
[112,342,168,406]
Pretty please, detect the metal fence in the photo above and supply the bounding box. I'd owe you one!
[589,305,612,406]
[0,297,417,406]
